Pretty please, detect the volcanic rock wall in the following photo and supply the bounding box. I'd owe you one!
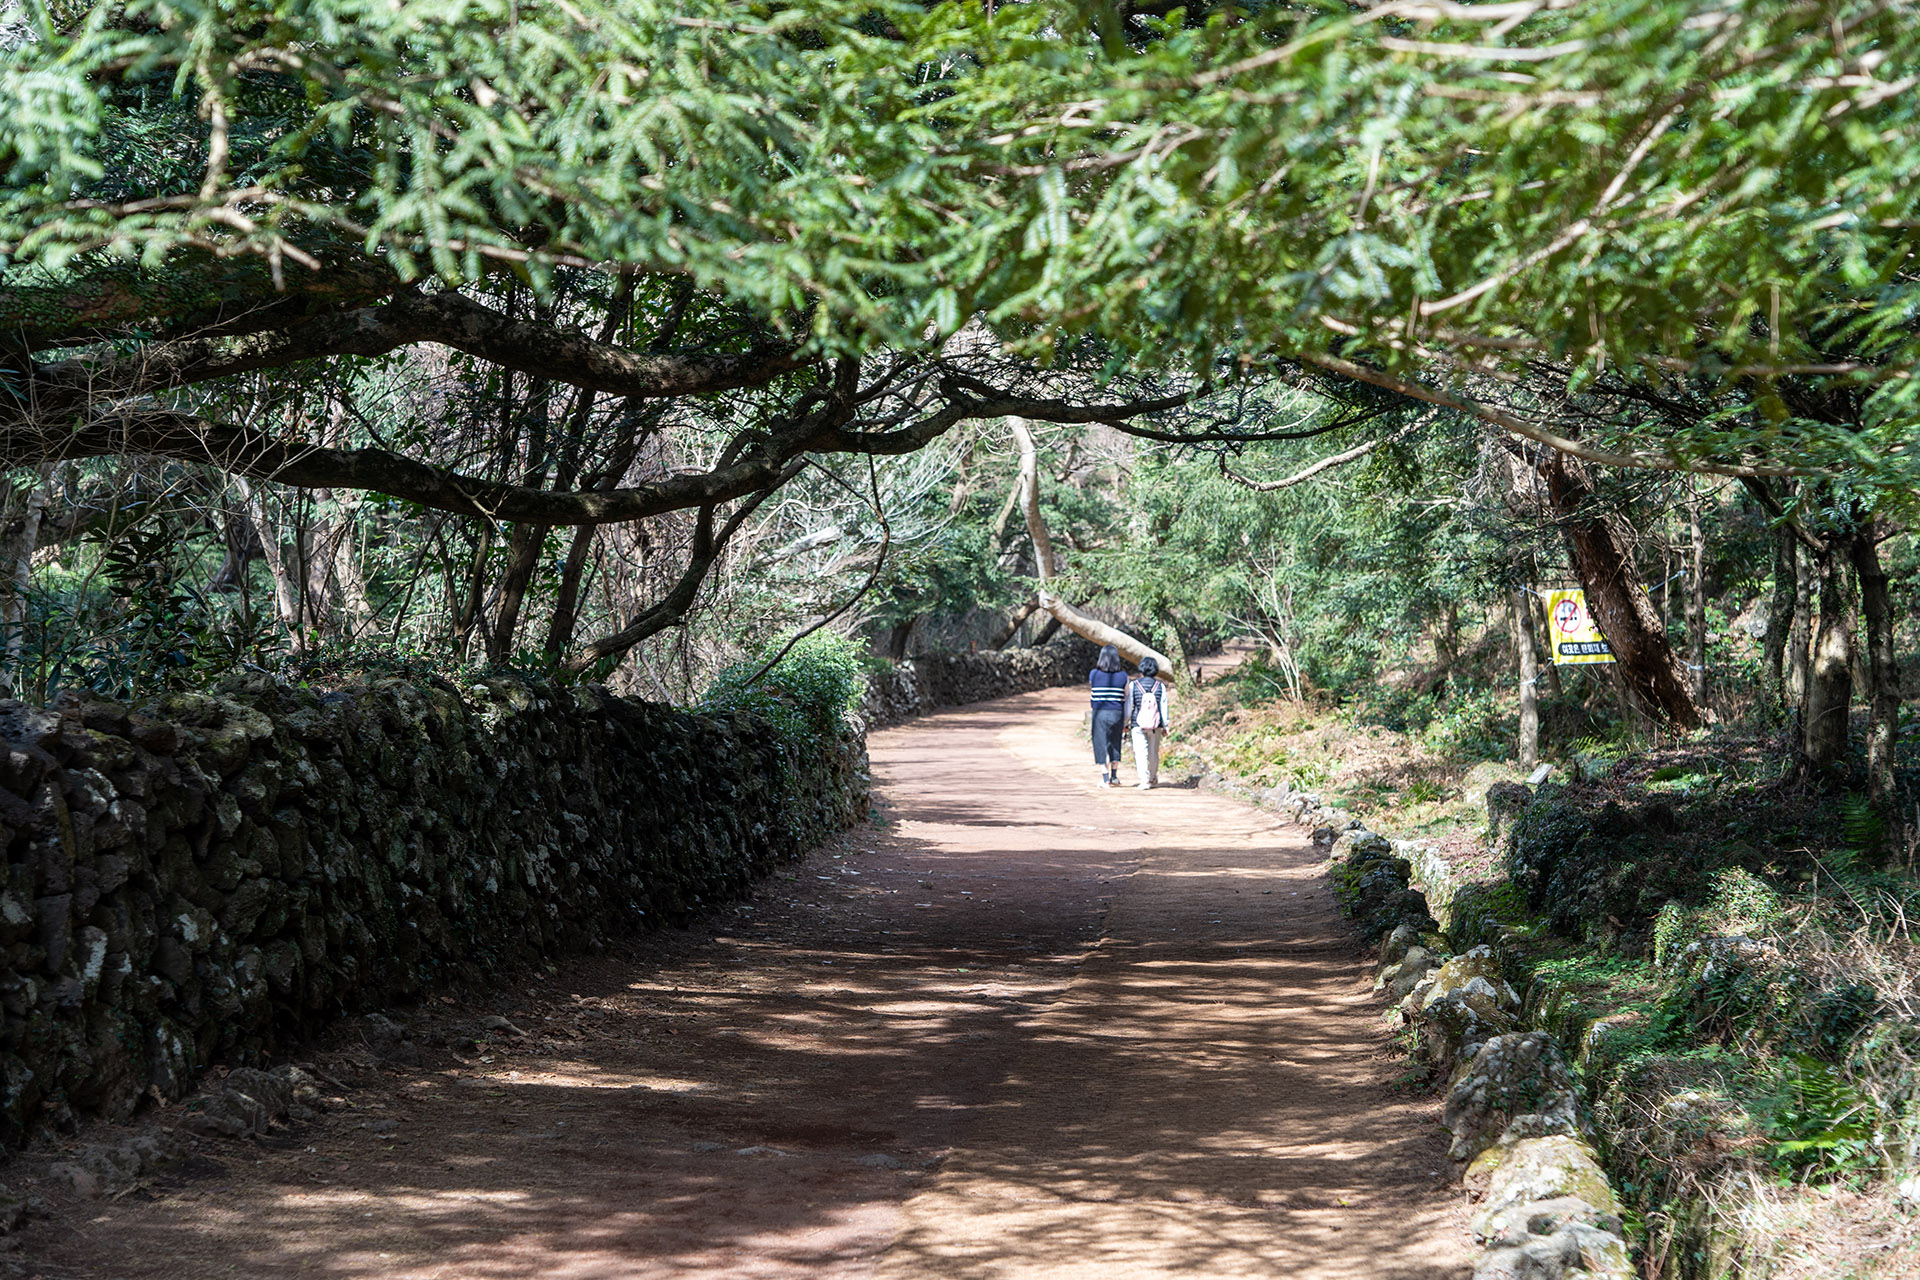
[861,636,1099,727]
[0,677,867,1146]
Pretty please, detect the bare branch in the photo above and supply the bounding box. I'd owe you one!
[563,469,799,671]
[1218,412,1433,491]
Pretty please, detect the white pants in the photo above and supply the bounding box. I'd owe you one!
[1130,727,1163,785]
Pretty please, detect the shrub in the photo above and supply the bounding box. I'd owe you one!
[701,630,867,757]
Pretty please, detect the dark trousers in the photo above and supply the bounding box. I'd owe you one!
[1092,708,1125,765]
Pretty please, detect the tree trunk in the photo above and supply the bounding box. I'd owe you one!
[233,478,308,649]
[1156,612,1189,672]
[1801,542,1854,775]
[991,600,1038,649]
[542,526,598,662]
[489,522,549,664]
[1788,544,1813,707]
[1434,600,1460,670]
[1541,452,1703,727]
[450,524,496,661]
[1847,524,1903,810]
[1513,588,1540,768]
[328,515,375,639]
[1850,613,1874,706]
[1009,417,1173,675]
[884,616,919,660]
[1529,591,1564,698]
[0,474,49,696]
[1763,525,1798,719]
[1686,481,1708,706]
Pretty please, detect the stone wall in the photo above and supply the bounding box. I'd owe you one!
[0,676,867,1147]
[861,636,1099,727]
[1329,829,1634,1280]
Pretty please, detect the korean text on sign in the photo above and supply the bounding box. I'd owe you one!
[1544,588,1614,666]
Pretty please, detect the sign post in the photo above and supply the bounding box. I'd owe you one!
[1545,588,1615,666]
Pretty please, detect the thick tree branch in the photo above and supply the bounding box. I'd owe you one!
[3,255,398,350]
[15,406,832,527]
[564,472,796,670]
[816,384,1199,457]
[16,289,813,420]
[1009,416,1176,678]
[1302,354,1817,479]
[1739,475,1828,556]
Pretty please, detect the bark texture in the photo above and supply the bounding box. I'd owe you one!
[1801,543,1854,773]
[1764,525,1799,717]
[1686,482,1707,705]
[1512,590,1541,769]
[1009,418,1174,677]
[1540,453,1703,727]
[1848,525,1903,807]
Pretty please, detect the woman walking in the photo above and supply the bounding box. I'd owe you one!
[1127,656,1172,789]
[1089,643,1128,786]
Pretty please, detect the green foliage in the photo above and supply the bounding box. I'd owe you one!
[1080,414,1512,703]
[274,637,465,689]
[1838,792,1888,865]
[8,0,1917,490]
[1225,656,1305,706]
[1651,901,1691,971]
[1704,868,1787,937]
[6,498,278,702]
[1415,685,1514,763]
[701,630,866,758]
[1206,722,1328,792]
[1759,1055,1872,1179]
[1402,778,1446,805]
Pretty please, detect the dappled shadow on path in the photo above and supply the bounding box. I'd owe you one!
[17,690,1470,1279]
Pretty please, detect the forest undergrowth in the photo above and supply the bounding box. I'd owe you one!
[1169,648,1920,1280]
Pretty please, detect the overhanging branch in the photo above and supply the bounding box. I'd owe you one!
[14,407,820,527]
[18,289,814,420]
[1302,354,1817,479]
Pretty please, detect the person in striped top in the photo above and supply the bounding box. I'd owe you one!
[1089,643,1128,786]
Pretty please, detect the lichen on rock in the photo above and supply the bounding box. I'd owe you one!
[1443,1031,1582,1164]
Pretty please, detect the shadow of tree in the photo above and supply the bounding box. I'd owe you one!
[19,692,1469,1280]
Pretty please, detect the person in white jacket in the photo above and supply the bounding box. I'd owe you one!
[1126,657,1172,790]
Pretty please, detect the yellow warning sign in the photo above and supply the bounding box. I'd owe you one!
[1545,588,1615,665]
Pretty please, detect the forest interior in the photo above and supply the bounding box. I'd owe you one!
[1,0,1918,1277]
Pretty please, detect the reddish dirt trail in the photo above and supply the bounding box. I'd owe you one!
[16,687,1470,1279]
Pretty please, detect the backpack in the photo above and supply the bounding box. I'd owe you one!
[1135,680,1162,729]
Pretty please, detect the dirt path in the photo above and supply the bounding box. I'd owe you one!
[15,687,1471,1279]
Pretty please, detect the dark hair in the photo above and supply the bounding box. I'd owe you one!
[1095,644,1122,673]
[1137,656,1158,677]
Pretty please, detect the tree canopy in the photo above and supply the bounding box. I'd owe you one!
[0,0,1912,755]
[5,0,1917,487]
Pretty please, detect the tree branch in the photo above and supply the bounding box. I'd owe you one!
[1301,354,1818,478]
[17,289,813,420]
[1009,416,1176,677]
[563,469,799,671]
[1217,412,1433,490]
[13,406,829,528]
[2,254,399,350]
